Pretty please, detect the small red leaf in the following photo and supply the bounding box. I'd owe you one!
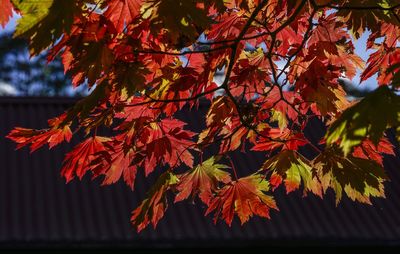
[61,136,110,182]
[0,0,13,28]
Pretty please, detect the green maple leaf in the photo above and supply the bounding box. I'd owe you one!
[326,86,400,155]
[313,146,387,204]
[271,110,288,130]
[262,150,322,196]
[12,0,81,55]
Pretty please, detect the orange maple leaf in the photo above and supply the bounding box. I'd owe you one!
[206,174,278,225]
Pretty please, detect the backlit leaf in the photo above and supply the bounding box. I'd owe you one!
[7,114,72,152]
[326,86,400,155]
[262,150,322,196]
[61,136,110,182]
[0,0,13,28]
[313,146,387,205]
[104,0,143,32]
[337,0,400,38]
[12,0,82,55]
[206,174,278,226]
[175,156,231,205]
[131,172,178,232]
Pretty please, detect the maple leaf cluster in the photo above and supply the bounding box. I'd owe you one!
[2,0,400,232]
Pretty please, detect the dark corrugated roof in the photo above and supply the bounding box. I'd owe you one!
[1,97,400,249]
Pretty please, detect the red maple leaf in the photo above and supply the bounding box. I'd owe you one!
[362,48,400,86]
[175,156,231,205]
[92,144,138,189]
[0,0,13,28]
[7,114,72,152]
[252,128,307,152]
[353,138,395,166]
[307,14,348,47]
[61,136,110,182]
[104,0,143,32]
[206,174,278,225]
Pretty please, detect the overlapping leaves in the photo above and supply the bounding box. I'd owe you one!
[262,150,322,196]
[206,174,278,225]
[7,114,73,152]
[12,0,84,55]
[326,86,400,155]
[3,0,400,233]
[175,156,231,205]
[313,146,388,204]
[335,0,400,38]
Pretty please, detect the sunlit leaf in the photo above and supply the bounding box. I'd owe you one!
[262,150,322,196]
[0,0,13,28]
[206,174,278,226]
[313,146,387,204]
[12,0,82,55]
[326,86,400,155]
[175,156,231,205]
